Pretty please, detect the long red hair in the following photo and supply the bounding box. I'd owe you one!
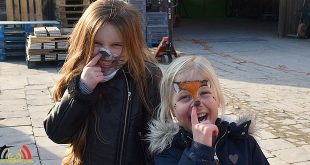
[53,0,155,164]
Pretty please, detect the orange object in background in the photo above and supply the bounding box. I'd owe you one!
[155,37,177,63]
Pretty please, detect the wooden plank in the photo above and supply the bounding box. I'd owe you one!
[13,0,21,20]
[65,17,80,21]
[59,10,84,14]
[35,0,43,20]
[20,0,28,21]
[29,35,69,43]
[61,23,74,28]
[57,4,89,7]
[28,0,35,20]
[5,0,14,21]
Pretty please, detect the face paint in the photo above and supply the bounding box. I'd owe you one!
[172,79,218,131]
[98,47,117,61]
[94,47,126,78]
[173,80,211,100]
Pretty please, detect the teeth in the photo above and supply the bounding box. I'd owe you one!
[198,113,206,117]
[197,113,208,123]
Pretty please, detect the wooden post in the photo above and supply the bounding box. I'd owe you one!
[35,0,43,20]
[20,0,29,20]
[29,0,35,20]
[5,0,14,20]
[13,0,21,20]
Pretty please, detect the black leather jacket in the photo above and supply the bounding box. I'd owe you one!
[44,62,162,165]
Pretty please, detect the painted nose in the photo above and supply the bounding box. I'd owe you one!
[99,50,111,58]
[194,100,201,107]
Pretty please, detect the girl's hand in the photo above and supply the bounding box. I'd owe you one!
[80,54,104,91]
[191,107,219,147]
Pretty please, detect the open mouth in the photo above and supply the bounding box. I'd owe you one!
[197,113,208,123]
[100,60,115,68]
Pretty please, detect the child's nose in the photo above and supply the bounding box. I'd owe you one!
[193,100,201,107]
[99,49,111,58]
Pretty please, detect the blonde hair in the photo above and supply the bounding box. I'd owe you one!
[158,56,225,123]
[53,0,155,164]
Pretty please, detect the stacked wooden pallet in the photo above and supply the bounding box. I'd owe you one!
[1,0,45,61]
[26,27,68,68]
[56,0,91,28]
[0,21,61,61]
[5,0,43,21]
[0,25,26,60]
[0,0,6,20]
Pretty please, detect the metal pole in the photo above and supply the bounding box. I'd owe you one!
[167,0,173,62]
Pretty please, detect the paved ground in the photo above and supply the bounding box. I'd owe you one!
[0,18,310,165]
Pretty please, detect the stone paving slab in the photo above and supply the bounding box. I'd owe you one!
[0,117,32,127]
[272,147,310,164]
[0,134,35,146]
[37,146,67,160]
[0,126,33,136]
[41,159,62,165]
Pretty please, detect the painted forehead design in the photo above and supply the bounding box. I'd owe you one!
[173,80,211,94]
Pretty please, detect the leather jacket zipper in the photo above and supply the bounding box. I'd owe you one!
[119,70,131,165]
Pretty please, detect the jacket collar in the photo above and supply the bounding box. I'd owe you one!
[147,112,257,154]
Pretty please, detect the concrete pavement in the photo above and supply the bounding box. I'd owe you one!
[0,18,310,164]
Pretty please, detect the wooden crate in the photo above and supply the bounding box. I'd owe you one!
[56,0,90,28]
[5,0,43,21]
[0,21,61,61]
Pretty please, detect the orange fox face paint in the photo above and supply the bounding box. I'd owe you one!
[173,80,211,99]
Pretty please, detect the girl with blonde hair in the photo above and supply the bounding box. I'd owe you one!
[44,0,162,164]
[147,56,269,165]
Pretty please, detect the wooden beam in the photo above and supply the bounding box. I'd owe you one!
[35,0,42,20]
[5,0,14,20]
[13,0,21,20]
[20,0,28,21]
[29,0,35,20]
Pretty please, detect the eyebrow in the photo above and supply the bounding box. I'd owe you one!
[112,41,123,44]
[94,40,123,44]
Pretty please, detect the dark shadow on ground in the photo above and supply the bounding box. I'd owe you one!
[0,124,65,165]
[2,56,63,72]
